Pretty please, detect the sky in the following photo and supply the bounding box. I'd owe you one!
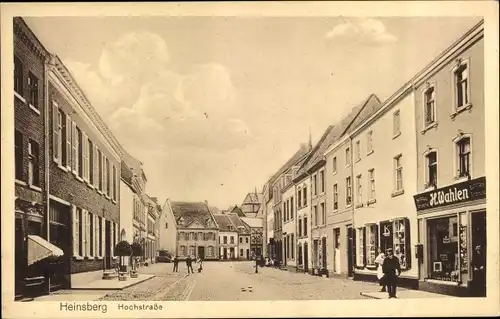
[24,16,482,209]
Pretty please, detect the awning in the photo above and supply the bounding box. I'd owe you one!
[27,235,64,266]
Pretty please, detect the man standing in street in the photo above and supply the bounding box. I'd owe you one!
[186,255,194,274]
[382,248,401,298]
[173,256,179,272]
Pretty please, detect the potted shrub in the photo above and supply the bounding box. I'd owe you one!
[114,241,132,281]
[130,242,143,278]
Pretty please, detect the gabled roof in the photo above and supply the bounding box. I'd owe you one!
[269,143,311,186]
[241,217,263,229]
[230,205,246,217]
[294,125,335,181]
[228,213,250,234]
[209,206,221,214]
[171,201,218,229]
[213,214,237,232]
[243,192,263,204]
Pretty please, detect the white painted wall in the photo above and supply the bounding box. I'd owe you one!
[158,200,177,255]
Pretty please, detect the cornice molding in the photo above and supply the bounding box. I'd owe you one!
[13,18,49,61]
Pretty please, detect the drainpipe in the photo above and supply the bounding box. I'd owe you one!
[43,56,51,293]
[349,136,355,278]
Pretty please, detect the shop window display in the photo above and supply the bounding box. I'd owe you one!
[428,216,460,282]
[394,219,407,269]
[366,224,378,266]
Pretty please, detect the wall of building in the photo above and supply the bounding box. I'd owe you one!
[282,184,296,268]
[295,175,311,272]
[119,180,134,243]
[158,205,177,255]
[218,231,239,259]
[177,229,218,260]
[238,234,251,259]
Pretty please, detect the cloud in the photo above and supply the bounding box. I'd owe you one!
[325,18,398,45]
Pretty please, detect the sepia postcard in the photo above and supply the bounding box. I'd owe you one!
[1,1,499,318]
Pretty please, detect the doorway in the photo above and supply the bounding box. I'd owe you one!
[223,247,227,260]
[304,242,309,273]
[471,211,486,297]
[198,246,205,260]
[347,226,354,277]
[321,237,327,272]
[105,221,112,269]
[334,228,341,273]
[246,249,250,259]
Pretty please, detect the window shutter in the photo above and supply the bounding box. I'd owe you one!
[81,133,87,181]
[84,210,90,256]
[374,224,379,252]
[352,229,357,267]
[52,102,59,161]
[362,227,367,267]
[66,115,72,169]
[94,214,99,257]
[72,205,79,256]
[404,218,411,269]
[101,217,106,257]
[93,145,98,188]
[71,122,77,172]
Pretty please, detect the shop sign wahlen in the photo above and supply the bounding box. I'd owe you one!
[413,176,486,212]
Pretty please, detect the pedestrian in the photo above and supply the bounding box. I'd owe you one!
[374,248,387,292]
[186,255,194,274]
[382,248,401,298]
[173,256,179,272]
[471,244,486,297]
[196,256,203,273]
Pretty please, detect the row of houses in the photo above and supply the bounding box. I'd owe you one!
[157,197,264,261]
[13,17,164,299]
[260,20,486,297]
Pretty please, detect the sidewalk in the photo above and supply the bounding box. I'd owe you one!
[360,288,455,299]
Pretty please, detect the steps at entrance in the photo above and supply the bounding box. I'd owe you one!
[102,270,119,280]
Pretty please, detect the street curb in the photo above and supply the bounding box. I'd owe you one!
[72,275,157,291]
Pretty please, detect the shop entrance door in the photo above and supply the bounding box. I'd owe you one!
[347,226,354,277]
[321,237,327,273]
[304,242,309,272]
[334,228,341,273]
[471,211,486,297]
[380,221,393,253]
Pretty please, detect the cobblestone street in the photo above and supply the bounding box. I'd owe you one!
[93,262,378,301]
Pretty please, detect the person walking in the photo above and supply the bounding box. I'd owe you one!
[173,256,179,272]
[196,256,203,273]
[374,248,387,292]
[382,248,401,298]
[186,255,194,274]
[471,244,486,297]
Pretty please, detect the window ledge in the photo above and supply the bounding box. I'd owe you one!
[332,171,338,176]
[28,103,41,115]
[15,179,27,186]
[332,209,338,214]
[86,182,95,189]
[391,190,404,197]
[366,150,374,156]
[392,132,401,140]
[97,257,104,260]
[454,176,469,183]
[112,256,118,260]
[29,184,42,192]
[355,158,361,163]
[74,256,84,261]
[450,104,473,120]
[424,278,461,286]
[345,164,351,168]
[423,185,437,192]
[14,91,26,103]
[57,164,68,172]
[366,265,377,270]
[367,199,377,205]
[421,122,438,135]
[355,203,364,208]
[345,204,352,208]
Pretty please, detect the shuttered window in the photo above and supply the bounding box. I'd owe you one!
[64,113,71,168]
[72,205,79,256]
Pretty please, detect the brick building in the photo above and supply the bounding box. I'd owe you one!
[46,55,122,289]
[13,17,51,299]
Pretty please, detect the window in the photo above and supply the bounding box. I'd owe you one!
[188,246,195,256]
[368,169,376,200]
[291,234,295,259]
[345,147,351,166]
[239,236,243,244]
[14,55,24,97]
[456,137,471,178]
[290,197,294,219]
[298,218,302,237]
[15,130,23,181]
[393,219,408,269]
[106,158,111,196]
[28,140,40,187]
[367,131,373,154]
[333,184,338,210]
[313,174,317,196]
[313,205,318,226]
[355,140,361,161]
[320,203,326,226]
[98,149,103,190]
[78,208,84,256]
[28,72,39,109]
[207,246,214,257]
[77,127,83,177]
[230,236,235,244]
[112,165,117,200]
[320,170,325,193]
[63,113,70,168]
[366,224,378,266]
[346,177,352,206]
[393,110,401,136]
[180,246,186,256]
[425,151,438,188]
[303,217,308,236]
[223,236,227,244]
[454,61,469,109]
[193,233,198,241]
[357,228,364,266]
[89,140,94,184]
[184,233,189,241]
[70,122,78,172]
[89,212,94,256]
[245,237,249,244]
[394,155,403,192]
[356,174,362,206]
[332,156,337,174]
[298,188,302,208]
[424,86,436,126]
[303,186,307,206]
[52,103,62,162]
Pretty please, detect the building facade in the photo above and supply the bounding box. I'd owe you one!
[157,199,177,256]
[13,17,51,299]
[144,195,160,264]
[214,214,239,259]
[168,200,219,260]
[281,175,296,270]
[412,21,485,297]
[228,213,251,260]
[350,91,419,287]
[241,217,264,258]
[119,162,136,268]
[293,173,311,273]
[47,55,121,288]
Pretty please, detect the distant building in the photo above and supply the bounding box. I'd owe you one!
[166,200,219,260]
[241,217,264,257]
[241,191,263,218]
[228,213,251,260]
[230,205,246,217]
[157,200,177,257]
[213,214,239,259]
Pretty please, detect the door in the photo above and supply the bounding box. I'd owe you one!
[304,242,309,272]
[198,246,205,260]
[223,247,227,260]
[229,247,234,259]
[471,211,486,296]
[347,226,354,277]
[246,249,250,259]
[321,237,327,271]
[105,221,112,269]
[334,228,341,273]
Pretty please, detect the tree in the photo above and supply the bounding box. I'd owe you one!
[114,241,132,272]
[130,242,143,272]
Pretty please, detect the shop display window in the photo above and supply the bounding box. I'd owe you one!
[393,219,407,269]
[427,216,460,282]
[366,224,378,266]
